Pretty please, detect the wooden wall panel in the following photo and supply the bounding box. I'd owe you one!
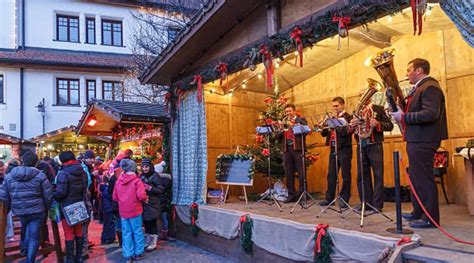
[206,104,230,148]
[443,29,474,79]
[446,75,474,137]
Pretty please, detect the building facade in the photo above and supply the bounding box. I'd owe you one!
[0,0,195,144]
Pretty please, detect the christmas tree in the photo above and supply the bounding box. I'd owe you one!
[247,90,319,180]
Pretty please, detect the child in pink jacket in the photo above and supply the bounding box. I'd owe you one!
[112,159,147,262]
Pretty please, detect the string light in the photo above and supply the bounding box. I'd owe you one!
[387,15,393,23]
[294,51,299,56]
[242,83,247,89]
[257,73,262,79]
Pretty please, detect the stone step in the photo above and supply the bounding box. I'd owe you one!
[403,245,474,263]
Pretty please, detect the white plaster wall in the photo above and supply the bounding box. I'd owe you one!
[0,68,122,139]
[0,68,21,138]
[0,0,18,49]
[25,0,163,54]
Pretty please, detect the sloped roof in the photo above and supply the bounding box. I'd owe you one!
[77,99,169,136]
[0,47,133,72]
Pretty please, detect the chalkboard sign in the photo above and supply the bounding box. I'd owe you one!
[215,154,255,186]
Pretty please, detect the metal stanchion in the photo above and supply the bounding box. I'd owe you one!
[387,151,413,234]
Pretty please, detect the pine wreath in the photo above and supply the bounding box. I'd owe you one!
[240,214,253,254]
[314,224,333,263]
[190,203,200,236]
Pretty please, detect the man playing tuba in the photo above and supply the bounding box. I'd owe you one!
[349,87,393,212]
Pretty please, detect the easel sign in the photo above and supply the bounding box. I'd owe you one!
[215,151,255,205]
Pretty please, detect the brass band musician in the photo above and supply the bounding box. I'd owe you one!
[279,104,308,203]
[349,88,393,212]
[318,97,353,207]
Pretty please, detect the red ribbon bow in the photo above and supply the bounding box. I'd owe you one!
[216,62,228,87]
[192,75,203,103]
[259,44,274,89]
[176,88,186,110]
[240,214,249,223]
[315,224,329,255]
[191,203,199,225]
[290,27,303,67]
[332,14,351,29]
[396,236,412,246]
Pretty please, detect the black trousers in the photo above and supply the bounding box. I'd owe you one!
[283,146,305,196]
[407,141,440,224]
[143,219,158,235]
[356,143,384,209]
[325,146,352,202]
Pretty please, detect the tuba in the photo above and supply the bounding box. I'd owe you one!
[354,78,382,139]
[364,48,406,111]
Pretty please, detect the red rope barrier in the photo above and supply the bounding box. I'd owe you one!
[399,156,474,245]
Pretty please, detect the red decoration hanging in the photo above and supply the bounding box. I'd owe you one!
[259,44,274,90]
[290,26,303,67]
[176,88,186,110]
[191,75,203,103]
[314,224,329,254]
[215,62,228,88]
[261,148,270,157]
[332,14,351,50]
[411,0,426,35]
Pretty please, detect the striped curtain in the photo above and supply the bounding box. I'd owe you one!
[440,0,473,47]
[171,89,208,205]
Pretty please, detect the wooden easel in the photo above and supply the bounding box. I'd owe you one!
[0,201,64,262]
[218,145,251,205]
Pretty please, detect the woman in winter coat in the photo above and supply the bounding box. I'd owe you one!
[140,158,165,252]
[113,159,147,262]
[54,151,89,263]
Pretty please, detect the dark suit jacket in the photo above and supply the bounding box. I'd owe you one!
[280,117,308,152]
[321,112,353,148]
[403,77,448,143]
[354,104,394,143]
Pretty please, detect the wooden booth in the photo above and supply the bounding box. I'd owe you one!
[140,0,473,206]
[76,99,170,164]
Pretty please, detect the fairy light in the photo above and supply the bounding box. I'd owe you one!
[294,51,299,56]
[257,73,262,79]
[242,83,247,89]
[387,15,393,23]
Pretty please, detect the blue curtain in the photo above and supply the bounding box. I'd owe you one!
[171,89,208,205]
[440,0,473,47]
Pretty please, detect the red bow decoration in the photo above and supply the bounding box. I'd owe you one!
[263,97,273,104]
[176,88,186,110]
[191,203,199,225]
[240,214,249,223]
[411,0,426,35]
[397,236,412,246]
[191,75,203,103]
[332,14,351,50]
[259,44,274,90]
[215,62,228,87]
[255,134,264,144]
[290,26,303,67]
[315,224,329,254]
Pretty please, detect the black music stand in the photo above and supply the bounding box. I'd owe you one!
[289,124,320,213]
[255,125,282,212]
[342,119,392,226]
[316,116,353,218]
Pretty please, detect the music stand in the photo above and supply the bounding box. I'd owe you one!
[289,124,320,213]
[316,116,353,218]
[255,125,282,212]
[342,121,392,226]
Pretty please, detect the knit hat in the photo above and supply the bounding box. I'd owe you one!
[141,158,153,168]
[84,150,95,159]
[124,149,134,159]
[120,159,136,173]
[59,151,76,164]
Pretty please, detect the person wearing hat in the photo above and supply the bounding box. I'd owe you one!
[1,150,53,263]
[140,158,165,252]
[113,159,147,262]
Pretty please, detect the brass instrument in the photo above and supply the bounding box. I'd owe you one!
[364,48,406,111]
[353,78,383,139]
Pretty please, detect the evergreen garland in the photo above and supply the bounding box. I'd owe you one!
[171,0,408,91]
[240,214,253,254]
[190,203,200,236]
[314,224,333,263]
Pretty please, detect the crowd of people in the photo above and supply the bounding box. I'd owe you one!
[0,148,172,263]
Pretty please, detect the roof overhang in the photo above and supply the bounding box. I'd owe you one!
[140,0,267,84]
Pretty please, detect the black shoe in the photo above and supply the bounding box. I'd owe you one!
[319,200,333,206]
[135,253,146,261]
[402,213,420,221]
[409,219,436,229]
